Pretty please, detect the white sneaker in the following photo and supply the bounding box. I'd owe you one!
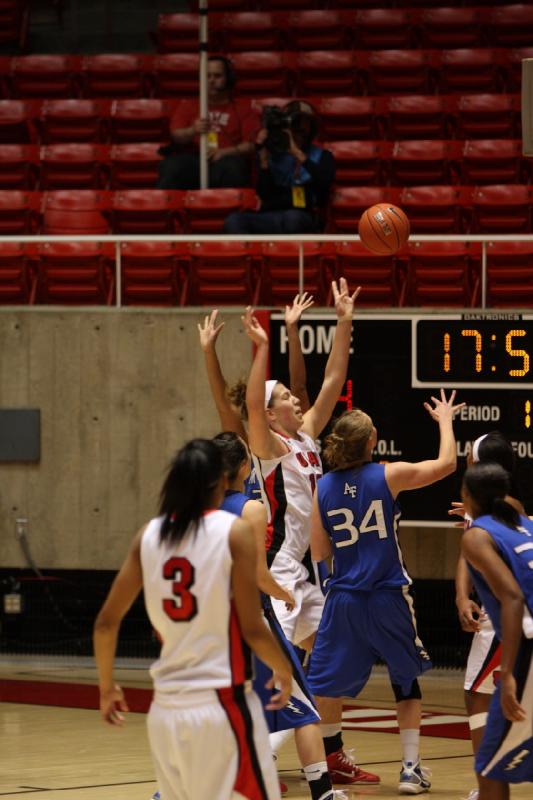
[398,761,432,794]
[462,791,478,800]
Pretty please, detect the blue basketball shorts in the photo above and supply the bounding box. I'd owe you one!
[253,598,320,733]
[476,638,533,784]
[307,586,432,698]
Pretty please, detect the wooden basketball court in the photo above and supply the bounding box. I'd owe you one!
[1,657,530,799]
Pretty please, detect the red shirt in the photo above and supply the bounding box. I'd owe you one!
[170,98,259,148]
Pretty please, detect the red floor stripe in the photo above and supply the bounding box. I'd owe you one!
[0,678,152,711]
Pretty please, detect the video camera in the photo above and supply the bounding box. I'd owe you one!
[261,104,317,154]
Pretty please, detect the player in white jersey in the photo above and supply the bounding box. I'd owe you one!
[94,438,292,800]
[242,282,381,787]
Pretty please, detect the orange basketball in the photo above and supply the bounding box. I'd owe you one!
[358,203,410,256]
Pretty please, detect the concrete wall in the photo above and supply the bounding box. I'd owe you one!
[0,309,460,577]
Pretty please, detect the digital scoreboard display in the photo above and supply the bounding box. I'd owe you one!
[268,313,533,524]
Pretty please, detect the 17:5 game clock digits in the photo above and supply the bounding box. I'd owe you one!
[414,317,533,389]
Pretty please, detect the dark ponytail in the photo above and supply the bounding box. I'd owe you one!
[213,431,248,481]
[159,438,223,546]
[463,462,520,529]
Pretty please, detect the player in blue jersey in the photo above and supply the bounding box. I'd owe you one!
[307,390,464,795]
[213,431,346,800]
[461,462,533,800]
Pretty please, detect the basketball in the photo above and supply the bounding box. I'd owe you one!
[358,203,410,256]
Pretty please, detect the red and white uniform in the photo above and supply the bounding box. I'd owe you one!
[258,432,325,645]
[141,511,280,800]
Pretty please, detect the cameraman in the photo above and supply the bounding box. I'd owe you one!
[223,101,335,234]
[157,56,258,190]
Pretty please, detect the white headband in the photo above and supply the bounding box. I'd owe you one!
[265,379,277,408]
[472,434,489,463]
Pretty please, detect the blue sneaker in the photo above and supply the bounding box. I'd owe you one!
[151,792,160,800]
[398,761,431,794]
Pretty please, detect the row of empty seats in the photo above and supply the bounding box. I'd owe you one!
[154,6,533,53]
[0,48,530,98]
[185,0,533,10]
[0,94,523,144]
[0,139,529,190]
[3,187,533,236]
[3,239,532,309]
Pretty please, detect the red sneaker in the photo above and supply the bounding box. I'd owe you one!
[279,780,288,796]
[326,748,381,785]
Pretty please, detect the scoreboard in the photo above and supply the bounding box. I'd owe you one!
[268,312,533,524]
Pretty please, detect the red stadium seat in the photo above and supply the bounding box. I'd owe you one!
[110,99,171,143]
[285,10,349,52]
[333,241,405,307]
[39,99,110,144]
[42,190,111,234]
[505,47,533,92]
[0,242,36,304]
[353,8,417,50]
[328,186,391,233]
[404,241,478,307]
[419,7,486,49]
[461,140,526,185]
[471,184,531,233]
[325,140,391,186]
[388,139,461,186]
[183,188,256,233]
[385,94,452,140]
[185,241,259,305]
[361,49,437,95]
[221,12,283,52]
[454,93,521,139]
[81,54,150,98]
[295,51,358,96]
[317,96,385,141]
[0,0,29,50]
[436,49,506,94]
[487,4,533,48]
[39,143,109,190]
[0,99,38,143]
[484,241,533,307]
[0,143,39,189]
[9,55,81,98]
[258,241,333,307]
[36,241,114,305]
[109,143,162,189]
[152,54,200,98]
[231,52,294,96]
[0,189,40,234]
[154,13,216,54]
[112,189,182,234]
[120,242,188,306]
[397,185,472,233]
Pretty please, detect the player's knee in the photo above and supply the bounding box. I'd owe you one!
[391,679,422,702]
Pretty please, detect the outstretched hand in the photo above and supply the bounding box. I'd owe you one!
[285,292,314,327]
[198,310,224,352]
[332,277,361,320]
[423,389,465,423]
[242,306,269,347]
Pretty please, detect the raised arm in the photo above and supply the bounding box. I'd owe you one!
[230,517,291,709]
[300,278,361,440]
[462,527,526,722]
[198,310,247,439]
[285,292,314,414]
[242,307,287,460]
[385,389,465,498]
[93,527,145,725]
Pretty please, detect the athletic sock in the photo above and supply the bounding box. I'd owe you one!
[303,761,334,800]
[321,724,343,756]
[400,728,420,767]
[269,729,293,755]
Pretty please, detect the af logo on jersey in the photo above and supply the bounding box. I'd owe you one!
[344,482,357,498]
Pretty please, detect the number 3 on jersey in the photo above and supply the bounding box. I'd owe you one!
[327,500,387,548]
[162,556,198,621]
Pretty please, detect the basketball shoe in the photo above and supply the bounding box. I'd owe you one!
[398,761,432,794]
[326,748,380,784]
